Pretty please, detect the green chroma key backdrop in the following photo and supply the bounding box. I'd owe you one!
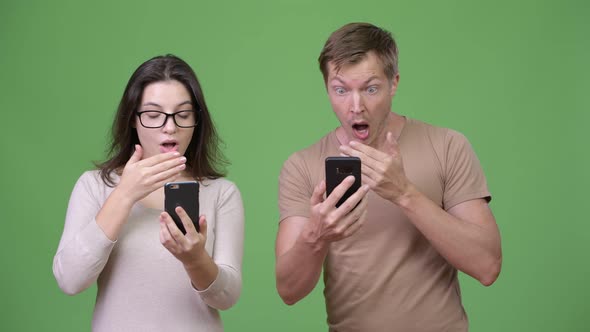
[1,0,588,331]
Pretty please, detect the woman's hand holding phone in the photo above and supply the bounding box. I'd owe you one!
[159,208,207,261]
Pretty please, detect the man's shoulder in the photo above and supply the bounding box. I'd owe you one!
[283,130,336,167]
[405,117,469,145]
[406,117,447,137]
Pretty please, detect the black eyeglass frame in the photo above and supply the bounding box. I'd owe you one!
[135,110,200,129]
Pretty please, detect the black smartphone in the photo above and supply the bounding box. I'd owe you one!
[325,156,362,208]
[164,181,200,234]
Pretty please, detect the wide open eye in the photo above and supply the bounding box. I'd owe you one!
[335,87,347,95]
[367,86,378,94]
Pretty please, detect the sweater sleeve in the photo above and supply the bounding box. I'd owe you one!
[196,181,244,310]
[52,171,116,295]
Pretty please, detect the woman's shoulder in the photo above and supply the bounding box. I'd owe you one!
[76,169,119,186]
[76,169,102,186]
[200,177,241,200]
[201,177,238,190]
[72,169,118,198]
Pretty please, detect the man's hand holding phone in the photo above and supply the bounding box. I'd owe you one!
[303,175,370,247]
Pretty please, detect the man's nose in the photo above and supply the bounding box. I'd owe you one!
[350,91,365,113]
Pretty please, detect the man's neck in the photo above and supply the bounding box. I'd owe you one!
[376,112,406,149]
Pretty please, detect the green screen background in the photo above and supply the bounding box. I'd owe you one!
[1,0,588,331]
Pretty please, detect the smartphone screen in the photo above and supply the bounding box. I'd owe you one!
[325,156,361,208]
[164,181,200,234]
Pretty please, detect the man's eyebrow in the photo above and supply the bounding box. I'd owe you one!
[330,77,346,85]
[330,76,381,85]
[364,76,381,84]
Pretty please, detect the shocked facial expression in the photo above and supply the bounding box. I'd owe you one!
[326,51,399,147]
[135,80,196,159]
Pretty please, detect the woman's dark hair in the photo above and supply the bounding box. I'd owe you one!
[96,54,227,186]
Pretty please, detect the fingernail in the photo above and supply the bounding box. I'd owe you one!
[173,152,180,156]
[180,157,187,162]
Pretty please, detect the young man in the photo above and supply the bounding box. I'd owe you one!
[275,23,502,331]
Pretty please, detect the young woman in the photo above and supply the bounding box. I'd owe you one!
[53,55,244,332]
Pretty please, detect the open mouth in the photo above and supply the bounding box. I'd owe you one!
[160,141,179,153]
[352,123,369,140]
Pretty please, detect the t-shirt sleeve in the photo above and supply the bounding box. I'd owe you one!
[442,130,491,210]
[278,152,314,222]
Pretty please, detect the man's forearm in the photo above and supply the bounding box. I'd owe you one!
[276,236,329,305]
[396,185,502,285]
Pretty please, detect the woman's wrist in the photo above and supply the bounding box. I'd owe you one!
[183,250,213,271]
[111,186,137,208]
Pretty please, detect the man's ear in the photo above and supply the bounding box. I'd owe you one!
[389,74,400,97]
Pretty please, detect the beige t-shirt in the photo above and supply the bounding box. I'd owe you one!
[279,118,490,332]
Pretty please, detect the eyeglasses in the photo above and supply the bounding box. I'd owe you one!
[136,110,198,128]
